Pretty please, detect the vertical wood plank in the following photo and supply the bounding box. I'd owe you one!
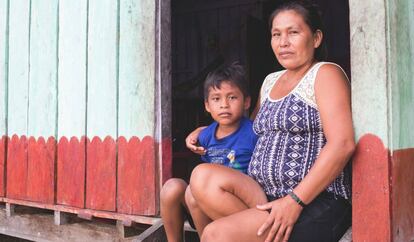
[6,0,30,200]
[26,0,58,204]
[57,0,87,208]
[0,0,9,197]
[117,0,156,215]
[86,0,118,211]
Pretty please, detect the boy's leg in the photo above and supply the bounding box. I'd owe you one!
[190,163,267,220]
[184,185,212,236]
[160,178,188,242]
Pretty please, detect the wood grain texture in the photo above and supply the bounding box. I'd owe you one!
[58,0,87,139]
[0,136,5,197]
[7,0,30,136]
[86,137,116,211]
[391,148,414,242]
[87,0,117,138]
[0,0,7,198]
[118,0,155,139]
[28,0,58,137]
[352,134,391,242]
[0,0,7,137]
[6,135,27,200]
[27,137,55,204]
[117,136,156,215]
[57,137,86,208]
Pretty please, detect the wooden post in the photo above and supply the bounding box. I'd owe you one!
[6,203,15,217]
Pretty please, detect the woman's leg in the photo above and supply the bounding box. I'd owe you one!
[160,178,188,242]
[185,185,212,236]
[201,208,270,242]
[190,163,267,220]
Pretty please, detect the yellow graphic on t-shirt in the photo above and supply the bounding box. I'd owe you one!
[227,150,236,163]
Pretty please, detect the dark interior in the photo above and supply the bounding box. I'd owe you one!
[171,0,350,180]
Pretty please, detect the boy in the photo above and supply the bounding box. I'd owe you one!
[160,63,257,242]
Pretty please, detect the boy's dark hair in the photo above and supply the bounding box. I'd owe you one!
[268,0,327,61]
[203,63,249,101]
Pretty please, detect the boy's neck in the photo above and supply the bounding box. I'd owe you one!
[215,120,241,139]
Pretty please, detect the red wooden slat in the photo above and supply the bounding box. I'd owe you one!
[57,136,86,208]
[161,137,172,185]
[117,136,156,215]
[7,135,28,200]
[0,135,5,197]
[86,136,116,211]
[353,134,391,242]
[392,148,414,242]
[27,136,56,204]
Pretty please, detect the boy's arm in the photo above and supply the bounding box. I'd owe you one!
[185,126,207,155]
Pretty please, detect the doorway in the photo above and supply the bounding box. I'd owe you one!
[170,0,350,180]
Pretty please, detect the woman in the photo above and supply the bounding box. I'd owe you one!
[185,1,354,241]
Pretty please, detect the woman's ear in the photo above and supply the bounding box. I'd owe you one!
[313,29,323,48]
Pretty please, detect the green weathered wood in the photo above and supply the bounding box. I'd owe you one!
[0,0,8,137]
[87,0,118,138]
[28,0,58,138]
[118,0,155,139]
[58,0,87,139]
[7,0,30,136]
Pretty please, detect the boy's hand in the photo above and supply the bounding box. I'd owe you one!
[185,126,207,155]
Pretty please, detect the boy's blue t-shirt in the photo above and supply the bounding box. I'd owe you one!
[199,117,258,174]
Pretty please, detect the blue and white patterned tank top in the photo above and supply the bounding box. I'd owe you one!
[248,62,351,200]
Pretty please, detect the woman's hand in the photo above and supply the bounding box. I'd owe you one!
[185,126,207,155]
[256,196,303,242]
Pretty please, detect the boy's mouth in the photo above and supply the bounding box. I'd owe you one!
[218,112,232,117]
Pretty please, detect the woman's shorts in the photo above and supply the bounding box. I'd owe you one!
[269,192,351,242]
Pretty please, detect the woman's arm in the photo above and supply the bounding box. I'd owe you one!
[292,63,355,204]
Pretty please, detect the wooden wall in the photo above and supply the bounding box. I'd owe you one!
[0,0,167,216]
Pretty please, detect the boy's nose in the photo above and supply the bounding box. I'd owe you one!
[220,99,229,108]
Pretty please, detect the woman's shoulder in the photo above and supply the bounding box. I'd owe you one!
[315,62,349,83]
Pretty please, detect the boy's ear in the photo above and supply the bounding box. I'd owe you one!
[244,96,251,110]
[204,100,211,113]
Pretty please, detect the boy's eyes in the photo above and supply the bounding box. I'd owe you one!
[209,96,238,101]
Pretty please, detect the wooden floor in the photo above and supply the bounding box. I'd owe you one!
[0,204,200,242]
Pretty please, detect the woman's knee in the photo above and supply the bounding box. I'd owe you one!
[160,178,187,205]
[201,222,227,242]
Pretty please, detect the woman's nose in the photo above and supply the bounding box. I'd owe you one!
[279,33,289,47]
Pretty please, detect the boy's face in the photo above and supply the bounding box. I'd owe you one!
[205,81,251,127]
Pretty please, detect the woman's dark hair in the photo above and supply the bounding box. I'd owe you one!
[203,62,249,101]
[268,0,327,61]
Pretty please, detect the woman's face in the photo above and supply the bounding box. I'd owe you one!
[270,10,322,70]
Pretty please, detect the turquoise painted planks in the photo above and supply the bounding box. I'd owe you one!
[87,0,117,138]
[27,0,58,204]
[118,0,155,139]
[0,0,9,197]
[7,0,30,136]
[28,0,58,138]
[0,0,8,137]
[117,0,157,215]
[58,0,87,139]
[86,0,118,211]
[57,0,88,208]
